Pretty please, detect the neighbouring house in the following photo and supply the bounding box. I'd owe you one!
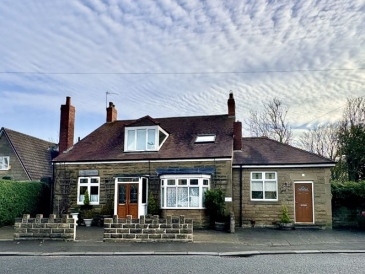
[233,137,335,228]
[52,94,335,228]
[0,127,56,181]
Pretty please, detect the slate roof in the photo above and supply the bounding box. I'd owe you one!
[233,137,335,166]
[1,128,56,180]
[54,114,235,162]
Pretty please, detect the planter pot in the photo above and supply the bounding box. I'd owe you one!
[70,213,79,226]
[280,222,294,230]
[215,221,226,231]
[84,219,93,227]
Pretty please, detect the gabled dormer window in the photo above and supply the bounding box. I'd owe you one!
[125,126,168,152]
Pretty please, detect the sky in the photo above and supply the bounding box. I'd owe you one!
[1,0,364,145]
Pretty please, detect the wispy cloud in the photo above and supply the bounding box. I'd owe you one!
[0,0,364,141]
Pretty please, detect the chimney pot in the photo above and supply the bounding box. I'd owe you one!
[106,102,117,122]
[228,92,235,117]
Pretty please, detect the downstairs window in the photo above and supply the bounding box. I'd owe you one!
[77,177,100,205]
[251,172,278,201]
[160,175,210,209]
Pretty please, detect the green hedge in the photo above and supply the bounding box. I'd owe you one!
[0,180,50,226]
[332,180,365,209]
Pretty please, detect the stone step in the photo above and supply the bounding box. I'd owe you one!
[294,224,323,230]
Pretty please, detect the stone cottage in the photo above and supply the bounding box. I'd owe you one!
[52,94,335,228]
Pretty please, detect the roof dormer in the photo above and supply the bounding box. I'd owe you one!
[124,117,169,152]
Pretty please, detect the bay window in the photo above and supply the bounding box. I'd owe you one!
[161,175,210,209]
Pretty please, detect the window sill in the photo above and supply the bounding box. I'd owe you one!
[161,207,205,210]
[250,200,279,204]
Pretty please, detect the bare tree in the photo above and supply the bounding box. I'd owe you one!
[246,98,292,144]
[299,123,339,160]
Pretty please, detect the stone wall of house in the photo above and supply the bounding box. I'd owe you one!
[14,214,75,241]
[103,215,193,242]
[232,167,332,228]
[161,209,207,228]
[53,159,232,227]
[0,135,29,181]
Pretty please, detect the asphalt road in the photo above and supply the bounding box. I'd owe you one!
[1,254,364,274]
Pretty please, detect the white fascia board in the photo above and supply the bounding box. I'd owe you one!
[54,158,232,165]
[232,164,335,168]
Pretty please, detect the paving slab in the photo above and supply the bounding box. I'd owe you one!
[2,225,365,256]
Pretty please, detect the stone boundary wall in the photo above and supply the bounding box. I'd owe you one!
[104,215,193,242]
[332,206,360,228]
[14,214,75,241]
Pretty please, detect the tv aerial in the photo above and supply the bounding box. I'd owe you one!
[106,91,118,108]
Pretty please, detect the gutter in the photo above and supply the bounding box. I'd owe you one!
[239,164,242,227]
[232,164,336,168]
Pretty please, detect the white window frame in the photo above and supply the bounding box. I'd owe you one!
[0,156,10,170]
[250,171,278,201]
[77,177,100,205]
[160,174,210,209]
[124,126,168,152]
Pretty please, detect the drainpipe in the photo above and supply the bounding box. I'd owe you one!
[239,165,243,226]
[50,162,54,215]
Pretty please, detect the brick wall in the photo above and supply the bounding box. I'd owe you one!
[14,214,75,241]
[103,215,193,242]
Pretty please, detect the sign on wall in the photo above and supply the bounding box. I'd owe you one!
[79,170,99,176]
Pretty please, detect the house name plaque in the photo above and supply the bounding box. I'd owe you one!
[79,170,99,176]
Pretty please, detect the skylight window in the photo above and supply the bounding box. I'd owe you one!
[195,135,216,143]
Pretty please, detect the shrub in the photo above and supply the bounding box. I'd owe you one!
[204,188,226,227]
[332,180,365,208]
[147,191,159,215]
[280,205,291,223]
[82,209,95,219]
[100,201,114,216]
[0,180,50,226]
[83,189,90,206]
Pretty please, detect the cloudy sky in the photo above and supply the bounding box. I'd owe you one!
[1,0,364,145]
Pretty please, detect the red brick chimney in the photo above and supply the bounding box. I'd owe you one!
[234,121,242,151]
[227,92,235,117]
[106,102,117,122]
[59,96,75,153]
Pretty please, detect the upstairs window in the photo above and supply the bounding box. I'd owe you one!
[125,126,168,152]
[0,156,9,170]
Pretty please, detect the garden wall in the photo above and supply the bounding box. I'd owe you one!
[103,215,193,242]
[14,214,75,241]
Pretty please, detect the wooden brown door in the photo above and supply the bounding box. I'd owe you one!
[295,183,313,223]
[117,183,139,218]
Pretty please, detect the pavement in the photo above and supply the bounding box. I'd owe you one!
[1,225,365,257]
